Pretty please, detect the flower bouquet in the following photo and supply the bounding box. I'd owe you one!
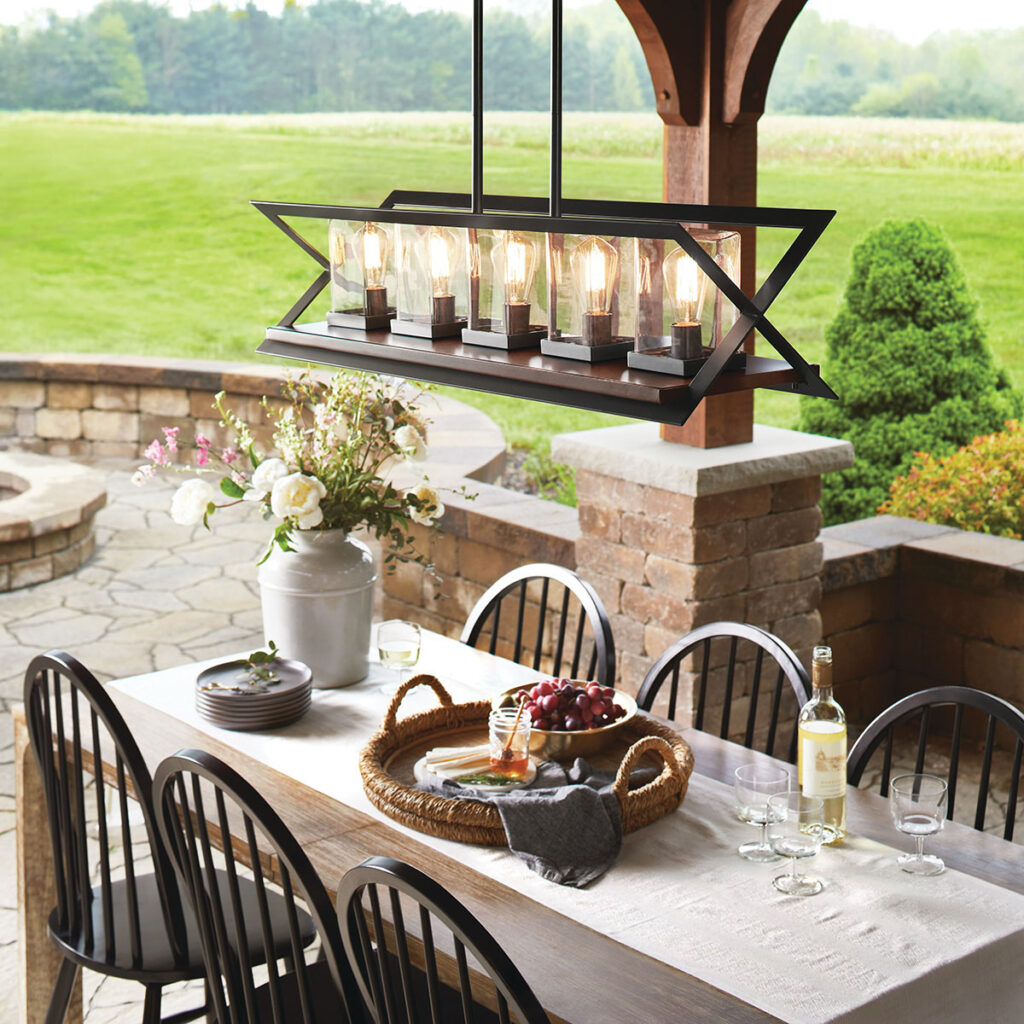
[137,369,444,569]
[137,369,448,687]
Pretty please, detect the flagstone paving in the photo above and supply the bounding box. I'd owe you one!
[0,463,268,1019]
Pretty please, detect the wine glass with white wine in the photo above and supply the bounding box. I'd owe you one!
[889,773,947,876]
[377,619,421,696]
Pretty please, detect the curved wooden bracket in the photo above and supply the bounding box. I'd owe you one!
[616,0,702,126]
[618,0,807,127]
[724,0,807,122]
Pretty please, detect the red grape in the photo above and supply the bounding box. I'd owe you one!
[514,680,625,733]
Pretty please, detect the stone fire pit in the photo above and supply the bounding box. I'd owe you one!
[0,450,106,590]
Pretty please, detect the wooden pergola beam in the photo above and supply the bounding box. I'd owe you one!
[617,0,808,446]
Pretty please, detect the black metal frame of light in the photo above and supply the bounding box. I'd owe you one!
[252,0,836,428]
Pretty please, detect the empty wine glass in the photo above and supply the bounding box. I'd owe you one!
[734,763,790,862]
[889,773,947,876]
[767,792,825,896]
[377,619,421,695]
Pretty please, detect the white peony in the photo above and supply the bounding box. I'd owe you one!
[407,482,444,525]
[248,457,290,499]
[394,424,427,462]
[170,478,217,526]
[271,472,327,529]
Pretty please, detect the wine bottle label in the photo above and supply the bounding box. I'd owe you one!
[799,722,847,799]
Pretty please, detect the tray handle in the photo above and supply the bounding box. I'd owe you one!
[612,735,682,803]
[383,673,454,731]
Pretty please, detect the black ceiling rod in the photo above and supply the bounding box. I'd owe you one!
[550,0,562,219]
[471,0,484,214]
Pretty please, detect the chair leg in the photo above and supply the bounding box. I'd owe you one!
[44,959,80,1024]
[142,984,162,1024]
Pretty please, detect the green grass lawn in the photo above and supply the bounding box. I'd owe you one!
[3,111,1022,449]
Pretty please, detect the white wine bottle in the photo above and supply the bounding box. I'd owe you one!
[798,645,846,843]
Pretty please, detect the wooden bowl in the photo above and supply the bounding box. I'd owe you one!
[491,682,638,761]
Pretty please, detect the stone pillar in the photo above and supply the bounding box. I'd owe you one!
[552,423,854,706]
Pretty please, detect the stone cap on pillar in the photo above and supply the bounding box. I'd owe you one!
[552,423,854,497]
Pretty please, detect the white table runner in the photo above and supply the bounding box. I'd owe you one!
[113,646,1024,1024]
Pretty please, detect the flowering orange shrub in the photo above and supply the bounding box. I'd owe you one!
[879,421,1024,538]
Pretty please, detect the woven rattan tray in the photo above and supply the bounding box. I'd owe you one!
[359,674,695,846]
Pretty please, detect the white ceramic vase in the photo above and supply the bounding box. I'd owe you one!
[257,528,377,689]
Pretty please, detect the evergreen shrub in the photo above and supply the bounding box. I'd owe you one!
[798,218,1021,524]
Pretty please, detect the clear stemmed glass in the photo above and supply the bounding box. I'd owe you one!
[767,792,825,896]
[734,764,791,862]
[889,773,947,876]
[376,619,421,695]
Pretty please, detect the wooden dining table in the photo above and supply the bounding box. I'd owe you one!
[15,630,1024,1024]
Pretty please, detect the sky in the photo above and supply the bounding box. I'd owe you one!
[1,0,1020,42]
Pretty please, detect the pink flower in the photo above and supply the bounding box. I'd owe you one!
[222,447,239,464]
[196,448,210,468]
[231,470,246,487]
[144,440,167,465]
[195,433,212,450]
[161,426,180,453]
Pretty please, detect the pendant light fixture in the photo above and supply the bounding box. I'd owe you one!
[254,0,837,427]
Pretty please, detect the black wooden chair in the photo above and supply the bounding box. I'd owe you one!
[336,856,550,1024]
[847,685,1024,840]
[153,748,368,1024]
[460,563,615,685]
[24,650,212,1024]
[24,650,320,1024]
[636,622,811,762]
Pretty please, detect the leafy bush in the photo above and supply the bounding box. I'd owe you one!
[799,218,1021,525]
[523,448,577,507]
[880,421,1024,538]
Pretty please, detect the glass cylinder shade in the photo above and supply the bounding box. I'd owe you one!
[630,228,742,375]
[392,223,470,339]
[463,229,547,350]
[540,233,635,363]
[327,220,396,330]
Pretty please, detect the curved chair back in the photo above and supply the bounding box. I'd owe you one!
[460,563,615,685]
[153,749,365,1024]
[337,856,550,1024]
[636,622,811,762]
[23,649,188,970]
[847,685,1024,840]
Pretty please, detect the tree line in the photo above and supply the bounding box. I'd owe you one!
[0,1,1021,121]
[0,0,650,114]
[768,11,1024,122]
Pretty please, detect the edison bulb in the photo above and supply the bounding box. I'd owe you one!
[497,232,538,305]
[426,226,459,297]
[663,245,708,326]
[570,236,617,314]
[356,222,389,289]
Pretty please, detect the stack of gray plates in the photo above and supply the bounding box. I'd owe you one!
[194,658,313,731]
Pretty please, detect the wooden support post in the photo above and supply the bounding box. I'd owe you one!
[15,709,83,1024]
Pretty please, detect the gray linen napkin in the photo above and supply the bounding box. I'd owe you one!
[416,758,656,887]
